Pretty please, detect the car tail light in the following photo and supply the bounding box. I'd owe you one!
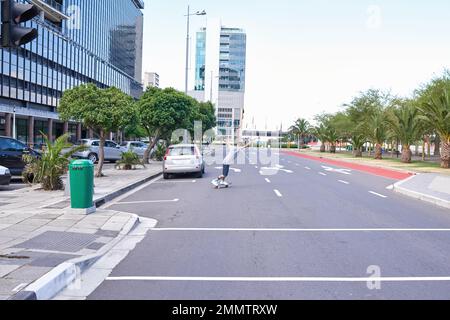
[164,148,170,161]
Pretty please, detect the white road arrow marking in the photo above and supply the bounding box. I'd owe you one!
[321,166,352,175]
[215,167,242,173]
[260,167,293,174]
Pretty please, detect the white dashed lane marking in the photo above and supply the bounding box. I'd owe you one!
[369,191,388,199]
[338,180,350,185]
[319,172,327,176]
[274,190,283,197]
[265,178,271,183]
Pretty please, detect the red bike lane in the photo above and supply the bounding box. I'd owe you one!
[282,150,414,181]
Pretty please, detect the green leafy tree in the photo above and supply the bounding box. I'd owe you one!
[59,84,136,177]
[137,87,197,163]
[198,101,217,135]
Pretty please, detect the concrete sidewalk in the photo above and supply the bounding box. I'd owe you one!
[0,163,162,300]
[394,174,450,210]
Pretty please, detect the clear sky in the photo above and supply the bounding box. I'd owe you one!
[142,0,450,130]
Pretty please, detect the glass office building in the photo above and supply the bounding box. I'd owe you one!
[193,25,247,142]
[0,0,144,147]
[195,27,246,93]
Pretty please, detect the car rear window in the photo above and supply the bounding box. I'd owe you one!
[168,147,195,156]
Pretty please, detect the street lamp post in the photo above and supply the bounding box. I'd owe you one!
[13,107,16,139]
[184,6,206,94]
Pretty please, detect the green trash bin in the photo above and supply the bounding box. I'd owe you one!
[69,160,94,209]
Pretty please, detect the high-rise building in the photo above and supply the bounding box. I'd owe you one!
[0,0,144,146]
[143,72,160,89]
[190,19,247,143]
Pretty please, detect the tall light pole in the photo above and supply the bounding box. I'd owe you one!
[12,107,16,139]
[185,6,206,94]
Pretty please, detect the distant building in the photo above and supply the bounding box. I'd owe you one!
[189,19,247,143]
[143,72,160,89]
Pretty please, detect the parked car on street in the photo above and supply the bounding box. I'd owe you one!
[0,137,40,175]
[163,144,205,179]
[0,165,11,186]
[120,141,149,158]
[72,139,123,163]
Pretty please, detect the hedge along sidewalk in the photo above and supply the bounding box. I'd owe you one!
[284,148,450,176]
[0,163,162,300]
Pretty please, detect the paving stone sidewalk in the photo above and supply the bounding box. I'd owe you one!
[0,164,162,300]
[394,174,450,210]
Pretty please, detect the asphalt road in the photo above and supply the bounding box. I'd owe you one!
[89,148,450,300]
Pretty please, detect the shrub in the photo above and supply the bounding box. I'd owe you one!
[152,144,167,161]
[22,133,86,191]
[116,151,145,170]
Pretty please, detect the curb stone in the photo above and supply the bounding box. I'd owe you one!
[9,213,141,300]
[94,171,162,207]
[393,175,450,210]
[7,169,162,300]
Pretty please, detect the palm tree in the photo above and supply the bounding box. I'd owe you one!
[386,101,425,163]
[313,124,328,153]
[350,133,366,157]
[418,88,450,168]
[22,133,86,190]
[289,118,311,148]
[324,126,339,153]
[364,109,388,160]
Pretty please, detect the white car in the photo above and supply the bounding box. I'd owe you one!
[0,165,11,186]
[163,144,205,179]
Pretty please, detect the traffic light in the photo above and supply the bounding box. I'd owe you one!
[1,0,40,48]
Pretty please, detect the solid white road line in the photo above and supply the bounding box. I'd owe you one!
[102,175,163,209]
[154,180,196,184]
[274,190,283,197]
[319,172,327,176]
[150,228,450,232]
[117,199,180,205]
[369,191,388,198]
[338,180,350,185]
[265,178,271,183]
[106,276,450,283]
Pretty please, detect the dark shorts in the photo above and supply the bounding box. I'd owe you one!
[223,165,230,177]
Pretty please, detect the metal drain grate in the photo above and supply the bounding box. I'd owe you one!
[16,231,99,253]
[43,200,71,209]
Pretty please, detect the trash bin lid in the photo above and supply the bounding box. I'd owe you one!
[70,159,94,167]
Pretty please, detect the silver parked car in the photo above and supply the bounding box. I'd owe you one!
[163,144,205,179]
[120,141,148,158]
[72,139,123,163]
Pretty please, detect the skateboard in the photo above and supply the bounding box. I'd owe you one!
[211,179,231,189]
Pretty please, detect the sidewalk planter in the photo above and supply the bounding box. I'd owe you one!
[69,160,94,210]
